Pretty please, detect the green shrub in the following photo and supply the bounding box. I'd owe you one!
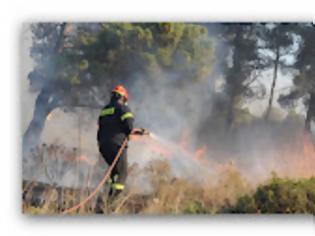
[184,201,208,214]
[223,177,315,214]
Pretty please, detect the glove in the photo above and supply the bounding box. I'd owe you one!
[132,128,149,136]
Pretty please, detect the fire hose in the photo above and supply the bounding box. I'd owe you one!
[61,138,128,215]
[61,128,148,215]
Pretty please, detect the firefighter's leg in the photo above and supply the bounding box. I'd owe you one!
[95,143,115,213]
[100,142,116,186]
[109,147,127,198]
[108,166,119,198]
[95,194,105,214]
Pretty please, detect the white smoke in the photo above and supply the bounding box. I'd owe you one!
[22,23,315,193]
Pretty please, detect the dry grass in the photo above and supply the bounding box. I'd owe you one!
[23,158,251,215]
[23,134,315,215]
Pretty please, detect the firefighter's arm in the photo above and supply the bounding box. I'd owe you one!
[119,105,134,136]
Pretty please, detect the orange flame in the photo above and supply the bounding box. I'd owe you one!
[77,155,96,166]
[194,145,206,160]
[132,130,315,181]
[303,135,315,160]
[46,112,53,121]
[131,134,173,158]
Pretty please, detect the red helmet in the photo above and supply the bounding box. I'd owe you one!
[112,85,129,101]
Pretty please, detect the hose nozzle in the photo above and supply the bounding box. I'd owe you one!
[132,128,150,136]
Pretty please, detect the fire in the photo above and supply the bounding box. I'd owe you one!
[268,134,315,179]
[77,154,96,166]
[46,112,53,121]
[131,134,172,157]
[303,135,315,160]
[150,145,172,157]
[194,145,206,160]
[132,131,209,164]
[130,130,315,182]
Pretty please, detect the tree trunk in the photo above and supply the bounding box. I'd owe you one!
[23,23,67,155]
[265,47,280,120]
[23,89,58,154]
[225,92,236,133]
[305,92,315,133]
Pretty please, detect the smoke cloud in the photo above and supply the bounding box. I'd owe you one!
[22,23,315,193]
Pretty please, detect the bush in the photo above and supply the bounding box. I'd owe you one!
[224,177,315,214]
[184,201,208,214]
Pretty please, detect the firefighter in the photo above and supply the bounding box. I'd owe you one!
[97,85,145,200]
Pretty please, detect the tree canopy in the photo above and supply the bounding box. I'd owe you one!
[24,22,315,152]
[24,23,215,151]
[28,23,214,108]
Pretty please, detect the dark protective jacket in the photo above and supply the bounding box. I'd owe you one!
[97,100,134,146]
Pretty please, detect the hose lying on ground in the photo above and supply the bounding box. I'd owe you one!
[61,138,128,215]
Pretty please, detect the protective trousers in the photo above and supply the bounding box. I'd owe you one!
[100,142,127,197]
